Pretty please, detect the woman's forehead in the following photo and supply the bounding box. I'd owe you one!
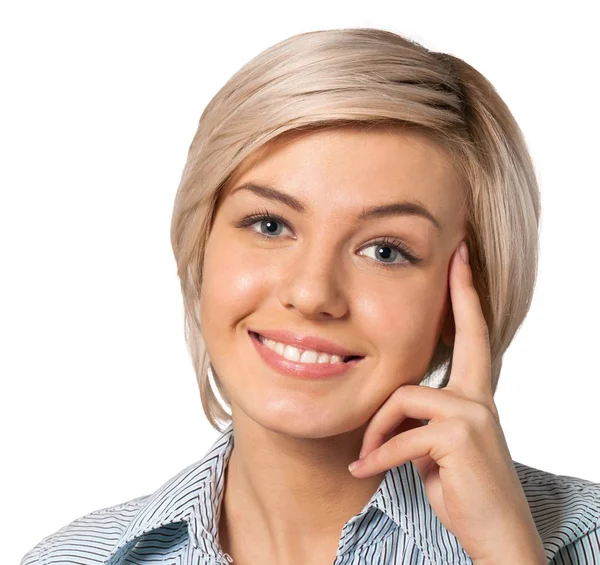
[222,126,466,229]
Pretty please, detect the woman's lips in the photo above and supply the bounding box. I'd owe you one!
[249,330,363,380]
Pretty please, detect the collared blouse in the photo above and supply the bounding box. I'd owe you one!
[21,423,600,564]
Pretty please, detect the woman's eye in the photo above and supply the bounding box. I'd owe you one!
[252,216,291,238]
[358,240,416,267]
[235,210,421,268]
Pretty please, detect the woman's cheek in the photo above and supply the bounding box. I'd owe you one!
[201,231,261,307]
[368,279,447,376]
[401,280,450,372]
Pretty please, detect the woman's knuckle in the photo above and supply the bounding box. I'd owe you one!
[448,417,472,446]
[471,402,494,427]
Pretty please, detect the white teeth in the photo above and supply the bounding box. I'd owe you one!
[299,349,318,363]
[259,335,344,364]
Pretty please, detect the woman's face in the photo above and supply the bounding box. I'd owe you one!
[200,126,467,438]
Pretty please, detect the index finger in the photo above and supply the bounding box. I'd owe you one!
[445,242,493,401]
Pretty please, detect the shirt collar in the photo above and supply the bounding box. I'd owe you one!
[105,423,471,565]
[104,424,235,565]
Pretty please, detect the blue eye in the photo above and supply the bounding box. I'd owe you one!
[359,237,417,267]
[250,214,290,238]
[234,208,422,268]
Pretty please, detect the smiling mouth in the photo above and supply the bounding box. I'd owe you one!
[249,331,363,363]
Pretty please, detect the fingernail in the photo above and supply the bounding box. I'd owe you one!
[349,460,364,473]
[359,449,365,460]
[459,241,469,264]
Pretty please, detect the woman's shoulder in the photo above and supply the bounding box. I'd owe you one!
[20,494,152,565]
[20,434,234,565]
[513,459,600,560]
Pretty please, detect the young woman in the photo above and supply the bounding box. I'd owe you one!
[21,27,600,565]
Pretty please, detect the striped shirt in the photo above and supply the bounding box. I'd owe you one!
[21,422,600,564]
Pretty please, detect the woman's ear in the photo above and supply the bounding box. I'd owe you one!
[441,306,455,347]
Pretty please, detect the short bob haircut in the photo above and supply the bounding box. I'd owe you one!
[170,28,540,433]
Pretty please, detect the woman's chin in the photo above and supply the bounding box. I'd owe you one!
[240,403,361,439]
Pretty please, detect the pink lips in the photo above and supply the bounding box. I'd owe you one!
[250,328,362,358]
[249,331,363,379]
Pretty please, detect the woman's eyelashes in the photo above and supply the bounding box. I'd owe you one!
[233,208,423,268]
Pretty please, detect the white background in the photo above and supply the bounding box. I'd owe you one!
[2,1,598,562]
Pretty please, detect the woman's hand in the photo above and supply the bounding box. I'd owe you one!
[348,242,546,565]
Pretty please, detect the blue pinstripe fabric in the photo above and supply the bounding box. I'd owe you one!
[21,423,600,564]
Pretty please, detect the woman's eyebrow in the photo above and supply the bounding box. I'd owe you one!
[229,182,443,233]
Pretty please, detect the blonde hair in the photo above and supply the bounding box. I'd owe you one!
[170,28,541,433]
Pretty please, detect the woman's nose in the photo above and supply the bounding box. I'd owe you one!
[276,245,349,319]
